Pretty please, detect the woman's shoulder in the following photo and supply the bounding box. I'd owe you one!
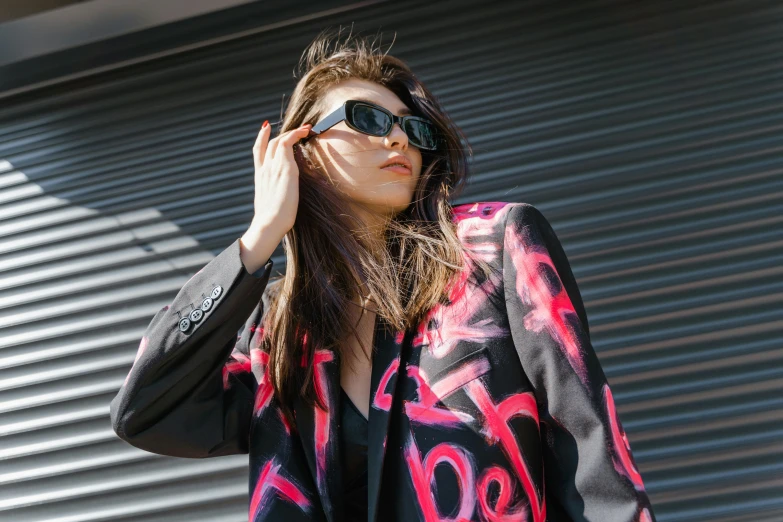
[449,200,542,239]
[449,200,539,221]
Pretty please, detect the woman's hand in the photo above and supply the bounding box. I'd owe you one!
[251,120,313,234]
[240,120,312,274]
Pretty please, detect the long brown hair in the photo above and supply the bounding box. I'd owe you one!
[261,26,490,429]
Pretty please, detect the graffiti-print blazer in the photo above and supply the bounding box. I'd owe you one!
[110,201,656,522]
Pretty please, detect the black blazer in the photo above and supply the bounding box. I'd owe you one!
[110,201,657,522]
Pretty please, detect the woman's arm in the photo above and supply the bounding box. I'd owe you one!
[502,202,656,521]
[109,237,274,458]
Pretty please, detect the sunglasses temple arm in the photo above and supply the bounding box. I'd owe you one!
[307,104,347,137]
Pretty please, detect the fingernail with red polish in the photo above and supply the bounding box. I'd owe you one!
[262,120,269,128]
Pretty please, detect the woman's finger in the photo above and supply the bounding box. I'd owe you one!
[252,120,271,170]
[272,124,313,158]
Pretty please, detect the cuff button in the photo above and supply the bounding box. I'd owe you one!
[201,297,213,312]
[179,317,191,332]
[189,308,203,323]
[211,286,223,300]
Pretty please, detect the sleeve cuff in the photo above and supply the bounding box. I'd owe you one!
[250,258,273,278]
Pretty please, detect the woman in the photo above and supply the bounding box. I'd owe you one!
[110,28,656,522]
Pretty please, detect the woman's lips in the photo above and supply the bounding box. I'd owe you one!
[381,165,412,175]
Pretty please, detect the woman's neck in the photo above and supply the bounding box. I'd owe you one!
[345,202,395,307]
[349,204,391,255]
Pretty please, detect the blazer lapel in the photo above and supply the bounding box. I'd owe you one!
[368,314,406,522]
[293,308,409,522]
[293,348,344,522]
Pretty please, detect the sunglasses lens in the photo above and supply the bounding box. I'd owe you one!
[404,119,439,151]
[352,104,390,136]
[350,102,440,150]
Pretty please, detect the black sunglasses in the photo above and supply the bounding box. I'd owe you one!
[300,99,441,151]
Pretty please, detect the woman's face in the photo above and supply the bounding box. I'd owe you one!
[309,79,423,219]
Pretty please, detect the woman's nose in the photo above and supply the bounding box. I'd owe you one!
[385,123,409,149]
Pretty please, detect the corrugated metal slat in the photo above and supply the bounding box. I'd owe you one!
[0,0,780,520]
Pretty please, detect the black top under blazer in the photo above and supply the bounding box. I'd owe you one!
[110,201,657,522]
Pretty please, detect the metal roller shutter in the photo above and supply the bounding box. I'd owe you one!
[0,0,780,520]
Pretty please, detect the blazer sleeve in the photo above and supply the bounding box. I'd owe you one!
[109,237,275,458]
[502,203,656,522]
